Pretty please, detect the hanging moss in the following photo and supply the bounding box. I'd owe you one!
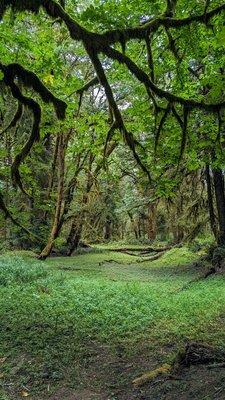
[1,63,66,119]
[0,62,67,194]
[0,0,42,20]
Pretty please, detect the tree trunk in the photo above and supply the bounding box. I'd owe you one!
[212,168,225,246]
[43,134,60,221]
[66,218,83,256]
[205,165,218,241]
[104,218,111,240]
[147,203,157,241]
[65,155,94,255]
[38,133,66,259]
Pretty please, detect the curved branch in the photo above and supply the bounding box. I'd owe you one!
[1,0,225,48]
[85,45,151,180]
[76,76,99,96]
[0,62,67,193]
[2,2,225,113]
[0,62,66,119]
[6,80,41,194]
[102,45,225,112]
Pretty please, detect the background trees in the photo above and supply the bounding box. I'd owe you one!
[0,0,225,255]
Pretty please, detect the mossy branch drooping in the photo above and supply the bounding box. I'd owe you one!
[1,0,225,179]
[0,62,67,194]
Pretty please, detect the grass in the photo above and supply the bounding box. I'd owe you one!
[0,245,225,399]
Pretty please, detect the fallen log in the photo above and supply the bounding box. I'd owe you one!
[137,251,166,263]
[107,246,172,254]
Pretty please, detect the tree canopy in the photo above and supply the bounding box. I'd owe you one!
[1,0,225,256]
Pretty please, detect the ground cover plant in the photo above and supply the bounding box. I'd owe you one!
[0,247,225,399]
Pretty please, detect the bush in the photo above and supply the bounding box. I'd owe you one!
[0,256,48,286]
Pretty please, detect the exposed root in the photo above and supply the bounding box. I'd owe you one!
[175,342,225,370]
[132,364,172,387]
[132,342,225,388]
[177,248,225,292]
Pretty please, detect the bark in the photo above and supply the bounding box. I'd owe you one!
[104,219,112,240]
[38,133,66,259]
[137,217,141,238]
[212,168,225,246]
[147,203,157,240]
[66,218,83,256]
[205,164,218,240]
[52,142,117,257]
[38,133,89,259]
[43,134,60,221]
[65,154,94,255]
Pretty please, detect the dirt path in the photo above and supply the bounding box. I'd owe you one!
[36,340,225,400]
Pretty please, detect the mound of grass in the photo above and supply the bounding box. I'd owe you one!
[149,246,205,268]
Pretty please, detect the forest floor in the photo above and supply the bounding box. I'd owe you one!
[1,244,225,399]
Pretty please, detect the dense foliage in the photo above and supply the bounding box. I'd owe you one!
[1,0,225,256]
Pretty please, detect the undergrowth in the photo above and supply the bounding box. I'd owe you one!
[0,245,225,399]
[0,256,48,286]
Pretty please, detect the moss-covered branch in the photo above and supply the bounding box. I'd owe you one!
[0,62,67,193]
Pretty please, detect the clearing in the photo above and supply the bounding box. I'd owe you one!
[1,246,225,399]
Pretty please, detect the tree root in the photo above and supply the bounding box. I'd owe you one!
[174,342,225,369]
[177,249,225,292]
[132,342,225,388]
[132,364,172,387]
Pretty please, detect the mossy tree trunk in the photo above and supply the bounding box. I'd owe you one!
[65,154,94,255]
[38,132,67,260]
[212,168,225,246]
[66,218,83,256]
[205,164,218,241]
[147,203,157,241]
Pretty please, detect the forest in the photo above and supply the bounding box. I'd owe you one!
[1,0,225,399]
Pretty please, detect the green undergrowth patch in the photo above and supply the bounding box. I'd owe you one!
[0,245,225,398]
[0,255,48,286]
[149,246,204,268]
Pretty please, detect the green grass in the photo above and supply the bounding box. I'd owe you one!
[0,245,225,399]
[0,256,48,286]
